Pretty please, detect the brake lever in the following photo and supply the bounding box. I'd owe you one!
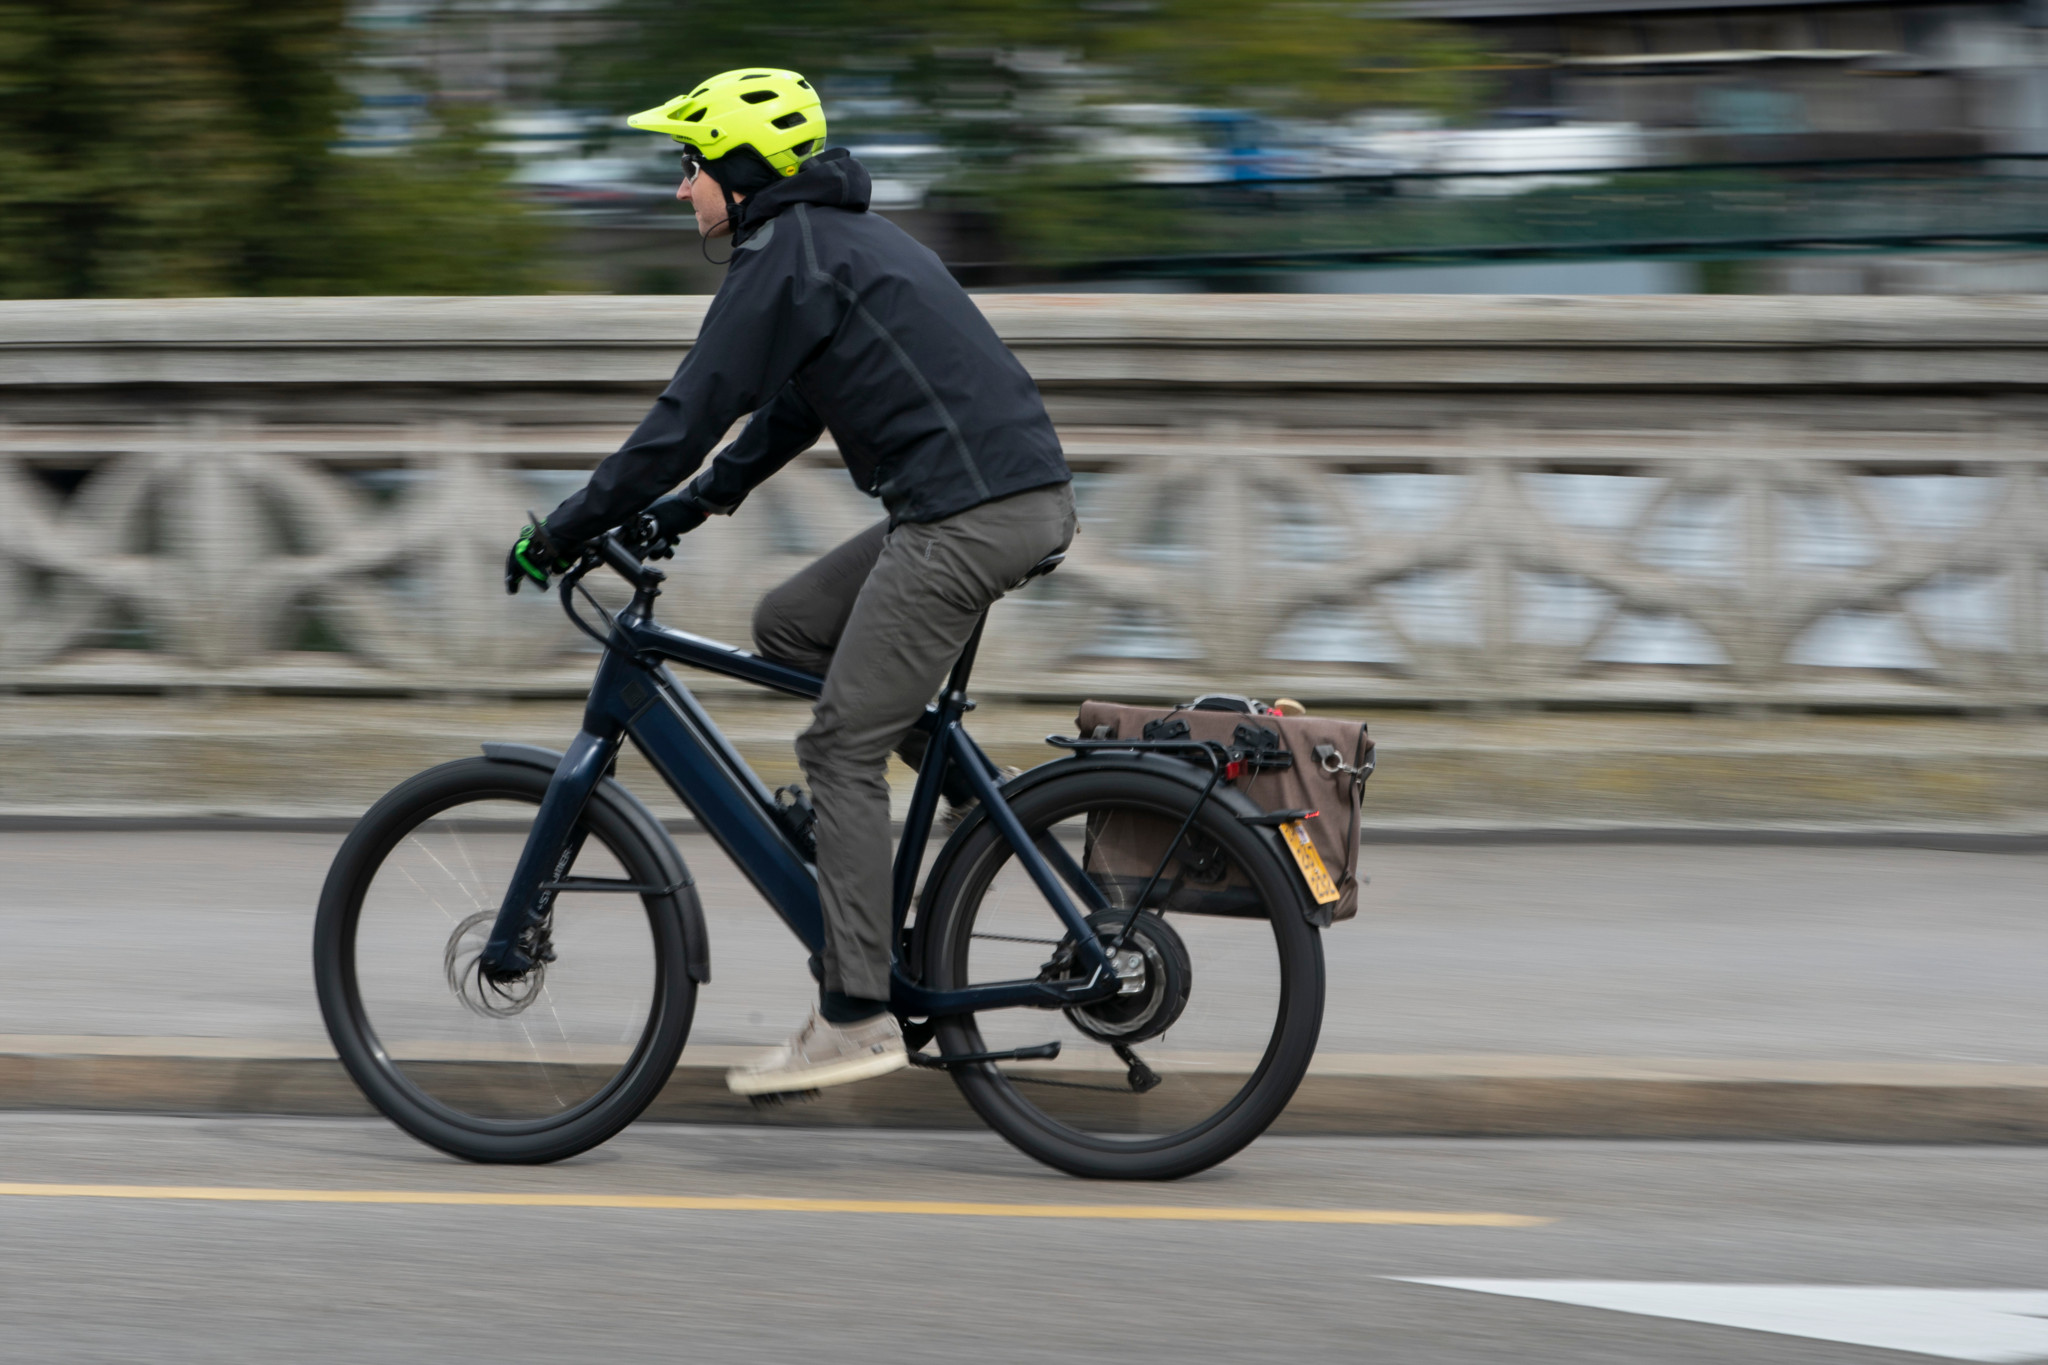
[620,511,676,562]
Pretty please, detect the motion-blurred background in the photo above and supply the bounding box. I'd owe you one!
[7,0,2048,298]
[1,0,2045,834]
[3,15,2047,1349]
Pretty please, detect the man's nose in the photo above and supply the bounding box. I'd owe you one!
[676,181,689,201]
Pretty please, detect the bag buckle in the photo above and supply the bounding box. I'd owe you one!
[1314,742,1375,780]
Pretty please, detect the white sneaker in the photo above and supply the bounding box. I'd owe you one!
[725,1008,909,1096]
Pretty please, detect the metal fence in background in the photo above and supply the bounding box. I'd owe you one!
[1020,156,2048,281]
[1,295,2044,709]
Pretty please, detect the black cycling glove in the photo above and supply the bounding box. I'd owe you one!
[621,491,712,562]
[649,490,711,543]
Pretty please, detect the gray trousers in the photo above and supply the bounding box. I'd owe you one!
[752,483,1077,1001]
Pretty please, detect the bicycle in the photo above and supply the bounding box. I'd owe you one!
[313,528,1327,1180]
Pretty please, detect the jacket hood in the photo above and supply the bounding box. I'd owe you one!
[733,149,870,241]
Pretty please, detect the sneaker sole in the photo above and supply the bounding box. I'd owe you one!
[725,1047,909,1096]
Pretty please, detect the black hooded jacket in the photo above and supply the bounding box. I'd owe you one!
[544,150,1069,546]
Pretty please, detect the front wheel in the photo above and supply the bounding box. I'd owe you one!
[918,765,1325,1180]
[313,757,696,1163]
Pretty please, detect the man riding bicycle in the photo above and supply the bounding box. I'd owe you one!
[506,68,1076,1098]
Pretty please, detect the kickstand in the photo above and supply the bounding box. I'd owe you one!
[1112,1044,1161,1094]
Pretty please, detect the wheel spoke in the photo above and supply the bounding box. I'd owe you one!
[317,765,693,1161]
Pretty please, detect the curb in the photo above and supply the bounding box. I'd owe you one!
[10,1049,2048,1143]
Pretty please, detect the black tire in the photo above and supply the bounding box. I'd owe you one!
[919,765,1324,1180]
[313,758,696,1164]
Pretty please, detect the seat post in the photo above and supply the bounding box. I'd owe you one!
[942,551,1058,709]
[941,611,990,707]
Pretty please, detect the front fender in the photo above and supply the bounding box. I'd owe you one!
[480,743,710,984]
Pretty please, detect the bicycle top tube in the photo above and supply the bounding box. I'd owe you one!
[559,533,826,702]
[628,619,824,701]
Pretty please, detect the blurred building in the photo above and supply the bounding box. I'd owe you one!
[1394,0,2048,290]
[1405,0,2047,154]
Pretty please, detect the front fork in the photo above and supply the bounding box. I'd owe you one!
[478,725,620,977]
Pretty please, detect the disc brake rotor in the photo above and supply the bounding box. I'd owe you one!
[444,909,546,1019]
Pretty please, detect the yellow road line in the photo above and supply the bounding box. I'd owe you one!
[0,1183,1547,1226]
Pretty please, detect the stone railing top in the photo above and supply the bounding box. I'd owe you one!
[6,294,2048,392]
[4,292,2048,351]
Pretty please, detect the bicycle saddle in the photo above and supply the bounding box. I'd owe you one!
[1019,552,1065,584]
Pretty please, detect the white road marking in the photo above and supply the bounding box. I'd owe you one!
[1397,1281,2048,1363]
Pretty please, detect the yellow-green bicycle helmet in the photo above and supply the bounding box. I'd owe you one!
[627,68,826,177]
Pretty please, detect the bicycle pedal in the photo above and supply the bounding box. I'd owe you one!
[746,1089,822,1110]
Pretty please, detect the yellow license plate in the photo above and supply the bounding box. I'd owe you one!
[1279,820,1341,905]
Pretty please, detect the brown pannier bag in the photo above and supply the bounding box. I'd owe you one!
[1074,700,1374,925]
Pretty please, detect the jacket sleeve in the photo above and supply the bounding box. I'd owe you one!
[542,251,837,545]
[683,381,825,515]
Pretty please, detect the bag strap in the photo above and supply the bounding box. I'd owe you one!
[1339,727,1369,891]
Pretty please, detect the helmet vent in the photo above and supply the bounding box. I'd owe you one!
[740,89,777,104]
[741,72,770,80]
[790,138,815,155]
[683,108,706,122]
[796,78,811,89]
[771,111,807,129]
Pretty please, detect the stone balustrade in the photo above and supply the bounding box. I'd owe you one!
[2,294,2045,708]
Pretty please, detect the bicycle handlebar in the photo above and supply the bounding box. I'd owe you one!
[554,526,664,591]
[593,532,662,589]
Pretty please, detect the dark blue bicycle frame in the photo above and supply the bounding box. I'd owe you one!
[480,540,1121,1018]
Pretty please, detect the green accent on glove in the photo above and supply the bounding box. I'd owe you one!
[513,525,555,586]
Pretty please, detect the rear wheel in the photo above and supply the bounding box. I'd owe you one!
[313,758,695,1163]
[918,765,1324,1180]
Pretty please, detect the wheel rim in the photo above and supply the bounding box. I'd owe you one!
[933,785,1297,1152]
[341,791,666,1132]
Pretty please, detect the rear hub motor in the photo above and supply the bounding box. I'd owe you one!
[1050,910,1192,1045]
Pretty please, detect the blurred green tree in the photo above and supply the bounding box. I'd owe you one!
[1091,0,1483,118]
[0,0,549,298]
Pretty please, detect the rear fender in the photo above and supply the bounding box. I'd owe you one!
[480,743,710,984]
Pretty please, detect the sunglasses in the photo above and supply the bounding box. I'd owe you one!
[678,153,702,184]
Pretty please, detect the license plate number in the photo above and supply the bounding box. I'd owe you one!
[1279,820,1341,905]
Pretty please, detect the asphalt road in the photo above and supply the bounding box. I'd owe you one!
[5,831,2046,1063]
[2,1114,2046,1364]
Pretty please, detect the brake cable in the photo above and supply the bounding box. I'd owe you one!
[557,555,633,660]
